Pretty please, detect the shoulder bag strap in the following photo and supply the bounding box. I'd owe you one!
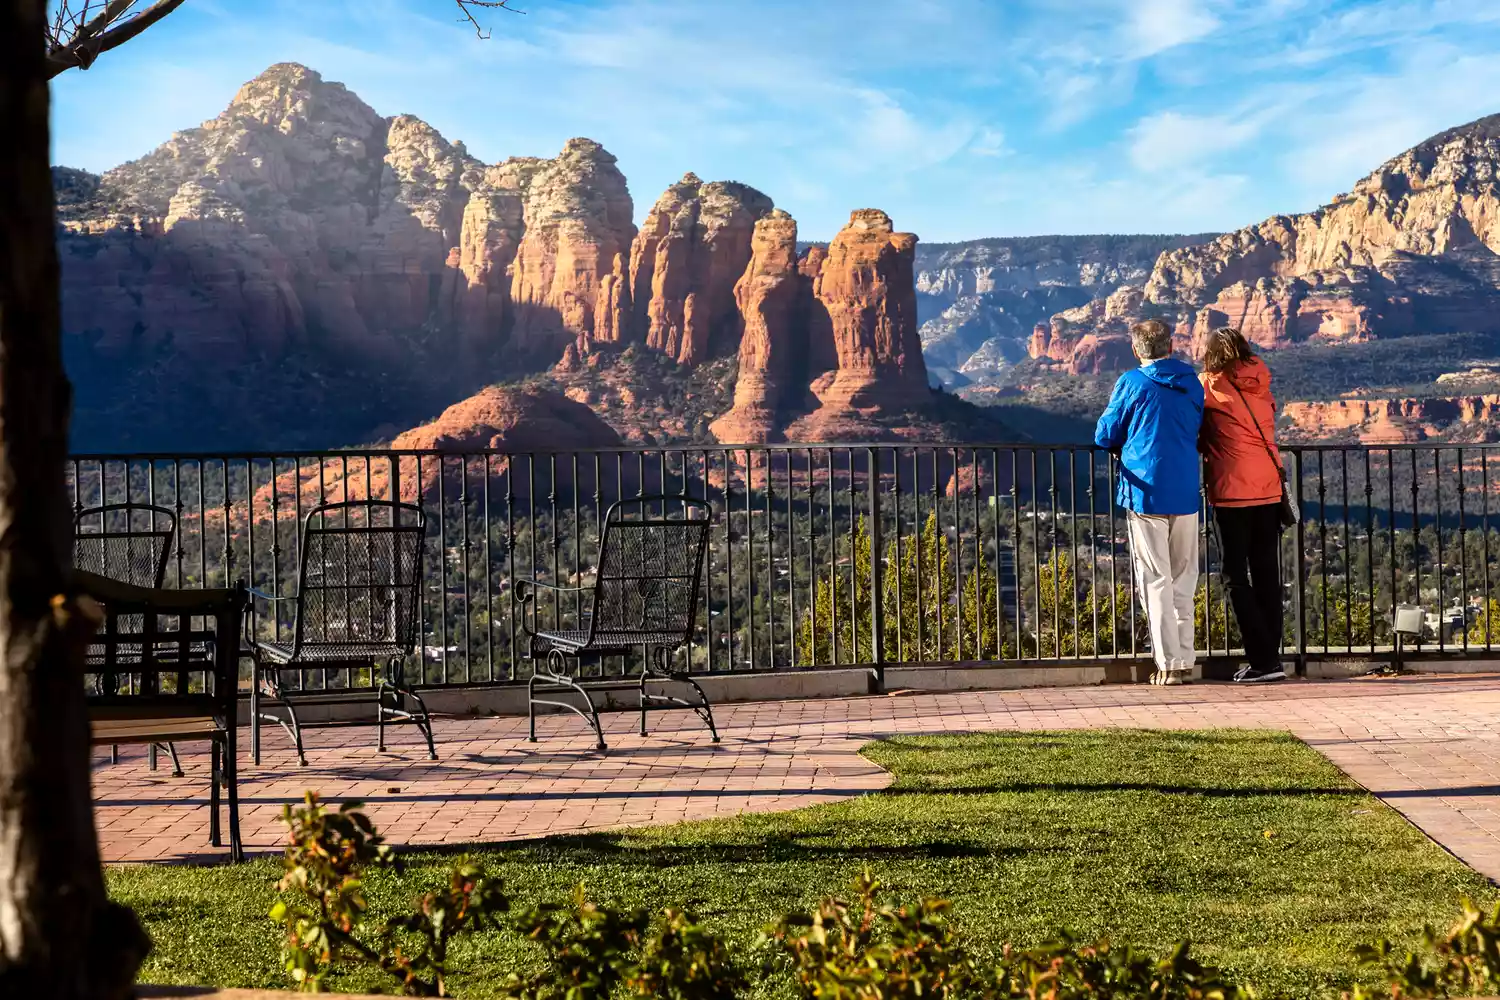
[1227,382,1283,474]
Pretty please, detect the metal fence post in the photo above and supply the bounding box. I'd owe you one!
[1291,450,1308,676]
[867,447,886,694]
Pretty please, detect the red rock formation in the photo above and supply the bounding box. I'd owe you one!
[626,174,774,365]
[709,209,803,443]
[1281,395,1500,444]
[1186,278,1376,355]
[784,210,930,441]
[507,138,637,360]
[243,386,624,519]
[1038,112,1500,371]
[439,161,533,353]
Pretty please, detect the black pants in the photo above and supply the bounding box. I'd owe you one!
[1214,503,1284,670]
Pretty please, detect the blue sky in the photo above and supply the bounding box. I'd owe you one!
[49,0,1500,242]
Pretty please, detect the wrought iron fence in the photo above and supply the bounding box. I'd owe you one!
[66,443,1500,690]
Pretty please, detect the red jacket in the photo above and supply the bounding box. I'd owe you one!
[1199,358,1282,508]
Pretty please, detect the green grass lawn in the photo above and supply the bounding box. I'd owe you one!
[112,729,1497,998]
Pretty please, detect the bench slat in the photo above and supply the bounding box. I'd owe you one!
[91,716,221,744]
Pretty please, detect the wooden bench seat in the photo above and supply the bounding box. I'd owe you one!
[91,714,222,744]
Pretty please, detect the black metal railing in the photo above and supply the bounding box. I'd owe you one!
[65,443,1500,690]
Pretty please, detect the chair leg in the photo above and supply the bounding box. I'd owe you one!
[284,697,308,767]
[376,677,388,752]
[161,742,184,778]
[640,647,720,744]
[529,652,606,751]
[209,739,222,848]
[149,743,158,772]
[224,720,243,863]
[251,656,262,765]
[378,657,437,760]
[406,687,437,761]
[110,744,118,765]
[259,670,308,766]
[639,667,649,738]
[528,673,539,742]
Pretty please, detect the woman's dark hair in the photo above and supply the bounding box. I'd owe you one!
[1202,326,1255,373]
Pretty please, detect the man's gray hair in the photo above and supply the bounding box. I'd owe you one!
[1130,319,1173,361]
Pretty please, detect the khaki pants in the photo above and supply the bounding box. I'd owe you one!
[1127,512,1199,674]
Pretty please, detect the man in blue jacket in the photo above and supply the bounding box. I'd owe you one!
[1094,319,1205,686]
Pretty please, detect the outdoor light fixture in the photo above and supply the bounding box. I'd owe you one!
[1392,603,1424,673]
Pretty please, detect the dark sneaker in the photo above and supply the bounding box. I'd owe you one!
[1233,664,1286,683]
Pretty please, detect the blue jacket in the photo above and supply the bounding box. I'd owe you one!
[1094,358,1205,515]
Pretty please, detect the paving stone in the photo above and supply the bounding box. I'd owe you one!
[92,674,1500,880]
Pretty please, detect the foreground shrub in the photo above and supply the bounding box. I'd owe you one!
[268,791,1498,999]
[764,870,972,997]
[1352,900,1500,999]
[271,792,507,995]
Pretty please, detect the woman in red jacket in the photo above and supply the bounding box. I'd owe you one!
[1199,327,1287,683]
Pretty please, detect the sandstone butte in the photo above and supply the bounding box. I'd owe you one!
[627,173,774,366]
[708,209,807,443]
[782,209,932,442]
[1027,111,1500,371]
[1280,395,1500,445]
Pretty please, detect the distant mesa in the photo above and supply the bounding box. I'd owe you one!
[1280,395,1500,445]
[57,61,1009,451]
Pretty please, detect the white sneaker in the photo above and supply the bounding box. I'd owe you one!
[1149,669,1188,686]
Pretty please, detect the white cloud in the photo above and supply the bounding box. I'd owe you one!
[969,127,1007,157]
[1124,0,1221,58]
[1127,110,1264,173]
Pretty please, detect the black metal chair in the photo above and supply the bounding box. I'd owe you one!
[248,500,434,766]
[73,502,185,775]
[516,495,718,752]
[79,570,247,862]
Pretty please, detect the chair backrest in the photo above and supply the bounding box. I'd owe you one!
[587,496,712,646]
[289,500,427,658]
[73,503,176,588]
[79,572,244,712]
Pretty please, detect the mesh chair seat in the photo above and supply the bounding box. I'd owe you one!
[535,628,692,654]
[255,640,411,665]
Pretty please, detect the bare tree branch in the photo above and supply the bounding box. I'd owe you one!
[44,1,522,80]
[45,0,189,79]
[454,0,525,39]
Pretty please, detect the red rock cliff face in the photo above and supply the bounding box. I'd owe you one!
[625,174,773,365]
[1281,395,1500,444]
[783,210,931,442]
[58,64,485,363]
[709,209,804,443]
[1034,112,1500,371]
[506,138,637,360]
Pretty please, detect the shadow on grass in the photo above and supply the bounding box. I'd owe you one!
[876,781,1362,798]
[401,830,1059,867]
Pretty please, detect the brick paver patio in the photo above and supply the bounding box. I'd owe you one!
[93,674,1500,881]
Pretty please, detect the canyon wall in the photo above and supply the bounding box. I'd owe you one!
[1029,112,1500,372]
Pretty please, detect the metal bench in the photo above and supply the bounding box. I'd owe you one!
[247,500,434,766]
[516,495,718,752]
[78,569,246,862]
[74,501,185,774]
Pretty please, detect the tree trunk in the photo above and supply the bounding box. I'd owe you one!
[0,1,150,996]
